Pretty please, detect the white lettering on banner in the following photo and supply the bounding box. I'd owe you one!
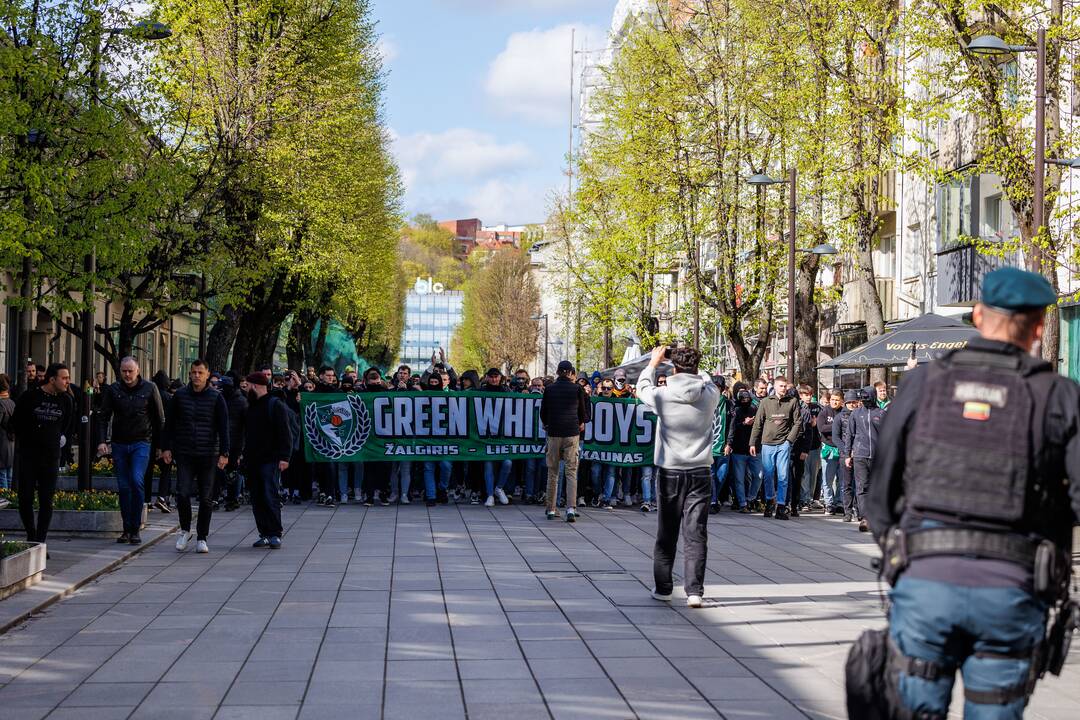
[635,404,654,444]
[429,396,445,437]
[485,444,547,455]
[580,450,645,464]
[592,403,614,443]
[615,402,635,443]
[393,396,414,436]
[384,443,460,456]
[474,397,505,436]
[447,396,467,436]
[373,397,393,436]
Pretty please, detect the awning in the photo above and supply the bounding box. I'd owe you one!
[817,313,977,369]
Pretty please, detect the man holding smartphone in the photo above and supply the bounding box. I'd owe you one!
[637,345,719,608]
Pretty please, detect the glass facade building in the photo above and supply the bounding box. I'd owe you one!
[399,289,464,369]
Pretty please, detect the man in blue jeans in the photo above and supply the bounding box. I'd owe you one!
[479,368,512,507]
[748,376,800,520]
[96,356,165,545]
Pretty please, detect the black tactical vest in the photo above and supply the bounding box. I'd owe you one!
[903,348,1049,530]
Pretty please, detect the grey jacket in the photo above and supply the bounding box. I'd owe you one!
[636,366,720,470]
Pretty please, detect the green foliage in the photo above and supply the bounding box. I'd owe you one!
[400,215,467,290]
[452,248,540,374]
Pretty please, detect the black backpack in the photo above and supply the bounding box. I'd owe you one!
[845,628,890,720]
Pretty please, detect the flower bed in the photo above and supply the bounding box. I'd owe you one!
[0,489,139,536]
[0,539,46,599]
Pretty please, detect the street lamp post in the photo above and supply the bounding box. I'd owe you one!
[78,16,171,491]
[968,30,1048,262]
[746,171,838,381]
[531,313,549,376]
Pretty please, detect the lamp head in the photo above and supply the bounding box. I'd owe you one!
[967,35,1013,56]
[746,173,782,186]
[129,20,172,40]
[809,243,839,255]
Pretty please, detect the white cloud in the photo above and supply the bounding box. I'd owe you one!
[377,36,399,64]
[443,0,611,11]
[485,23,606,125]
[392,128,532,185]
[464,178,549,224]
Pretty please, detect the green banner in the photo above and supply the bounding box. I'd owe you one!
[301,391,656,466]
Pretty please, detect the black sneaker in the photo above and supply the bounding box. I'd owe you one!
[436,488,449,504]
[224,501,239,512]
[774,505,790,520]
[324,498,337,509]
[129,535,142,545]
[291,495,302,505]
[709,503,720,515]
[117,533,130,544]
[763,500,775,518]
[789,507,800,517]
[378,493,390,507]
[252,537,269,548]
[154,497,171,513]
[426,499,437,507]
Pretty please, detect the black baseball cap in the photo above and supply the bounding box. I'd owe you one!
[557,360,575,374]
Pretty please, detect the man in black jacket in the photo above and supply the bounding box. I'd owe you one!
[96,357,165,544]
[244,373,292,549]
[11,363,75,544]
[162,359,230,554]
[538,361,590,522]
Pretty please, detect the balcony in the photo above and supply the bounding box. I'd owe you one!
[935,243,1018,307]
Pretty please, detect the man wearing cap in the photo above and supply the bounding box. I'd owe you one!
[243,373,293,549]
[539,361,590,522]
[854,267,1080,719]
[611,368,632,398]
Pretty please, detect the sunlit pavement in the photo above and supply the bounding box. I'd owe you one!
[0,500,1077,720]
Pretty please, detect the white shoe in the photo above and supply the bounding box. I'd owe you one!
[577,497,586,508]
[388,493,399,503]
[687,595,703,608]
[484,495,495,507]
[175,531,193,552]
[494,488,509,505]
[339,493,349,504]
[651,589,673,602]
[624,495,634,507]
[196,540,209,554]
[399,495,410,505]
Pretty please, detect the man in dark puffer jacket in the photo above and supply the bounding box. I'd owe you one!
[162,359,230,554]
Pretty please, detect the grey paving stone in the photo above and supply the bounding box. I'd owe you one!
[139,680,234,707]
[222,681,307,706]
[215,707,300,720]
[59,681,153,707]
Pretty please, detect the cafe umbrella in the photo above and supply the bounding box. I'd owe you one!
[818,313,978,370]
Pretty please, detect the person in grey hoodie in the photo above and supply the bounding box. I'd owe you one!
[636,345,720,609]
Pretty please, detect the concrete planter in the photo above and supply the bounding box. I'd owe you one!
[57,475,118,491]
[0,506,144,537]
[0,542,46,600]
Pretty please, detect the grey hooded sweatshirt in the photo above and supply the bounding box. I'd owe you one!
[636,366,721,470]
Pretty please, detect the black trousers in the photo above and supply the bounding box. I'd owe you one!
[249,462,283,538]
[838,461,857,515]
[17,453,59,542]
[788,456,805,508]
[852,458,872,520]
[653,467,711,597]
[154,456,173,499]
[176,456,217,540]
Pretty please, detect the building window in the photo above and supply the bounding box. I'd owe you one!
[874,234,895,278]
[936,173,974,250]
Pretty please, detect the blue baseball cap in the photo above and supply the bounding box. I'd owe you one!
[981,267,1056,312]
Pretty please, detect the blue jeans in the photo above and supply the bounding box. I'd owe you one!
[820,454,841,508]
[483,460,512,497]
[0,466,11,489]
[736,454,764,502]
[390,462,411,497]
[424,461,451,500]
[522,458,543,496]
[112,441,151,535]
[710,455,730,504]
[590,463,616,501]
[640,466,654,504]
[889,575,1046,719]
[759,442,791,505]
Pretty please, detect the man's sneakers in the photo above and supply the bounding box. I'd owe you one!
[175,531,193,552]
[154,497,171,513]
[426,498,437,507]
[709,502,721,515]
[253,537,269,548]
[565,509,577,523]
[774,505,790,520]
[546,509,560,520]
[651,588,673,602]
[118,533,130,544]
[640,503,651,513]
[484,495,496,507]
[858,519,869,533]
[268,536,282,549]
[196,540,209,554]
[763,500,776,518]
[687,595,703,608]
[494,487,510,505]
[399,494,411,505]
[129,535,141,545]
[602,499,615,510]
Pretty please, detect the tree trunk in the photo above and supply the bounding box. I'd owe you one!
[794,253,821,388]
[206,306,240,371]
[311,315,329,368]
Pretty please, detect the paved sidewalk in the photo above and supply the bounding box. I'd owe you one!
[0,502,1076,720]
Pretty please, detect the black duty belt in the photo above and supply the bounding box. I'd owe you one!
[906,528,1039,566]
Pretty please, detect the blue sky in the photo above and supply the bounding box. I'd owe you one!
[373,0,614,226]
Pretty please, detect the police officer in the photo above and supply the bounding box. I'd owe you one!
[861,267,1080,719]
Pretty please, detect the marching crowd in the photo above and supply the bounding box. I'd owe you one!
[0,351,893,555]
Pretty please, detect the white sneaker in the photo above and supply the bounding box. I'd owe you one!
[196,540,209,554]
[652,588,673,601]
[388,493,399,503]
[687,595,703,608]
[175,531,193,552]
[577,497,586,508]
[624,495,634,507]
[399,495,410,505]
[484,495,495,507]
[339,493,349,504]
[494,488,509,505]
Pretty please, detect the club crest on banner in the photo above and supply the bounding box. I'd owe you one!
[304,394,370,459]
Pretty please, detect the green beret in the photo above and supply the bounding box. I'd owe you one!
[981,267,1056,312]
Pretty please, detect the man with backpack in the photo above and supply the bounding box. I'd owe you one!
[243,373,294,549]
